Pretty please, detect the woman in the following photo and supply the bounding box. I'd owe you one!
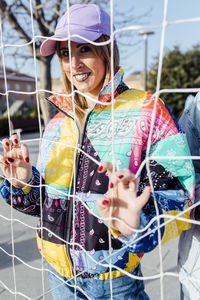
[178,92,200,300]
[0,4,195,300]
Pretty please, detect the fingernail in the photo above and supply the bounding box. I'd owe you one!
[102,200,109,205]
[98,166,103,172]
[110,182,114,188]
[14,139,18,144]
[118,175,124,179]
[5,142,9,147]
[5,160,9,165]
[25,157,29,163]
[7,157,14,163]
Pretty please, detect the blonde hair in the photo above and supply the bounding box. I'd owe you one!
[57,35,120,123]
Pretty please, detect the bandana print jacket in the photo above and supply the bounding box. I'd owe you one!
[0,68,195,279]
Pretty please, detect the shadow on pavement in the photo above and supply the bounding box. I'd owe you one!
[0,237,41,270]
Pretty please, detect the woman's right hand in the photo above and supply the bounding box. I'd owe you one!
[0,134,32,188]
[97,161,150,235]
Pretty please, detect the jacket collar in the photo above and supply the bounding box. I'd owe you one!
[96,67,126,109]
[46,67,126,114]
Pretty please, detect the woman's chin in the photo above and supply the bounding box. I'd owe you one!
[73,83,89,93]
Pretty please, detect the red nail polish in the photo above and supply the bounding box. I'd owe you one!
[5,142,9,147]
[7,157,14,163]
[110,182,114,188]
[14,139,18,144]
[5,160,9,165]
[118,175,124,179]
[25,157,29,163]
[98,166,103,172]
[102,200,109,205]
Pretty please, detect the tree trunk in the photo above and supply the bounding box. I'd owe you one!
[38,56,53,127]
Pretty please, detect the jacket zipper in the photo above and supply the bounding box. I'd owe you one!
[45,98,92,276]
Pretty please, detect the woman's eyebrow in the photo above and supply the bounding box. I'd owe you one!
[59,43,89,51]
[76,43,89,48]
[59,47,68,51]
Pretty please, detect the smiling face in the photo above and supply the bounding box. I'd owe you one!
[59,41,106,99]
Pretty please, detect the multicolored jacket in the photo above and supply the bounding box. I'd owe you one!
[0,68,195,280]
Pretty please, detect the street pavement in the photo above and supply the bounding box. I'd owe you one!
[0,132,180,300]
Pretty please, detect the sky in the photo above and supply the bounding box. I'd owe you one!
[115,0,200,78]
[2,0,200,80]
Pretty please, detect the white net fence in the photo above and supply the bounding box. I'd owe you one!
[0,0,200,299]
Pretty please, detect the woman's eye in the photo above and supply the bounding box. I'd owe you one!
[80,46,91,53]
[61,50,69,57]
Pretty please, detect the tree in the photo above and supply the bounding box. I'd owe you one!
[148,45,200,119]
[0,0,109,126]
[0,0,148,125]
[0,0,62,125]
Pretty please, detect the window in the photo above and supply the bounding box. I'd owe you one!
[26,84,32,92]
[15,83,20,91]
[11,96,16,103]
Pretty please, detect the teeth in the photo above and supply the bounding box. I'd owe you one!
[74,73,89,82]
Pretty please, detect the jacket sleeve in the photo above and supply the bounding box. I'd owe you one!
[179,93,200,203]
[111,97,195,253]
[179,92,200,221]
[0,166,45,217]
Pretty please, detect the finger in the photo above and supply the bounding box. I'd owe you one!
[112,172,138,191]
[128,178,139,192]
[97,197,111,208]
[2,138,11,156]
[10,134,19,148]
[137,186,151,209]
[21,144,30,163]
[5,142,26,161]
[98,164,133,187]
[0,154,9,167]
[96,196,112,222]
[107,179,119,202]
[5,147,22,161]
[7,157,26,168]
[97,161,113,173]
[116,169,136,184]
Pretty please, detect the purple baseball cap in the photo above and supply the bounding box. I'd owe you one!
[40,4,115,56]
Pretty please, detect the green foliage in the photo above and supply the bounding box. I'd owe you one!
[30,107,38,119]
[148,45,200,119]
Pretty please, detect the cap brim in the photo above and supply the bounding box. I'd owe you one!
[40,35,62,56]
[40,30,102,56]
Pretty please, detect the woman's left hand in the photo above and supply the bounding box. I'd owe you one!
[96,161,150,235]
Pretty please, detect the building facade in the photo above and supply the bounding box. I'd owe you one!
[0,68,36,114]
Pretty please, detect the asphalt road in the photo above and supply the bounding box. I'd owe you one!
[0,132,180,300]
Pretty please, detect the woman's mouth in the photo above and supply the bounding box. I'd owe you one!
[73,72,91,82]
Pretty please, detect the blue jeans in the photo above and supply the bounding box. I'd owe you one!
[178,224,200,300]
[180,283,190,300]
[47,263,150,300]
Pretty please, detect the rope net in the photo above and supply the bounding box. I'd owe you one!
[0,0,200,299]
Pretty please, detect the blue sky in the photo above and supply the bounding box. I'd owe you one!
[114,0,200,78]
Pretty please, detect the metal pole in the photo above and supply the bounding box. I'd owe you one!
[138,31,154,91]
[144,34,147,91]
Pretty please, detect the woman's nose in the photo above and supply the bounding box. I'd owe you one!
[71,55,83,70]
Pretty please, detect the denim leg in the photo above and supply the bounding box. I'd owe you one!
[85,264,150,300]
[180,283,190,300]
[47,263,149,300]
[47,264,87,300]
[178,225,200,300]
